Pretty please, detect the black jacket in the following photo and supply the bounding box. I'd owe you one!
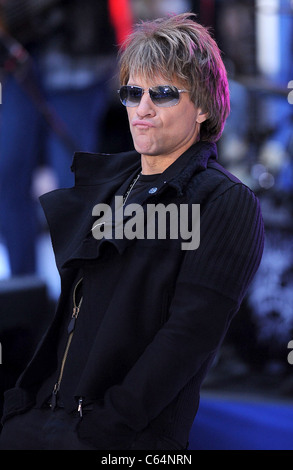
[2,141,264,449]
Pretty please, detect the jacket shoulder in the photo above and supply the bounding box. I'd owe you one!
[207,160,243,184]
[186,159,247,205]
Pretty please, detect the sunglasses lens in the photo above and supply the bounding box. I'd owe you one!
[119,86,143,107]
[118,85,182,107]
[150,86,180,107]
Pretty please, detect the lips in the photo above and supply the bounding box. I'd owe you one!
[132,119,154,129]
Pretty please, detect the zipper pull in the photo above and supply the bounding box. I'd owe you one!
[67,316,76,335]
[68,304,81,334]
[69,279,83,335]
[77,397,83,417]
[51,383,59,410]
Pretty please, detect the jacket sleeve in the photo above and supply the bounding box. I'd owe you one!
[77,183,265,448]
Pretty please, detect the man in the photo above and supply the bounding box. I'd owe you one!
[0,13,264,450]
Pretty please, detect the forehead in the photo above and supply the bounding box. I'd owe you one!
[127,72,184,88]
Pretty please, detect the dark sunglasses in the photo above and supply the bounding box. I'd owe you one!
[118,85,189,108]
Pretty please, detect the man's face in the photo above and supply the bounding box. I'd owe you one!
[126,74,207,162]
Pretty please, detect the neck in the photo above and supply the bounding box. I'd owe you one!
[140,136,200,175]
[141,154,179,175]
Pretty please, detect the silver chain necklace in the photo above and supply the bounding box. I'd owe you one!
[92,172,141,235]
[123,172,141,206]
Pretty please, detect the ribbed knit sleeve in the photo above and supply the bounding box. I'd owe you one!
[185,182,264,303]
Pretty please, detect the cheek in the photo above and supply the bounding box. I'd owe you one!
[182,105,198,124]
[164,108,197,135]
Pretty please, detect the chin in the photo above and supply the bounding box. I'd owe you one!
[132,134,156,154]
[134,143,157,156]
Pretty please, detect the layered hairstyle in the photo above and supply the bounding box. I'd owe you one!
[119,13,230,142]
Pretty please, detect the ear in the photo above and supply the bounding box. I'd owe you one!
[196,109,208,124]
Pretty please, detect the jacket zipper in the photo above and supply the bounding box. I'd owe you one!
[50,277,83,411]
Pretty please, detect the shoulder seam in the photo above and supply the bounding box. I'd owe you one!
[207,180,253,205]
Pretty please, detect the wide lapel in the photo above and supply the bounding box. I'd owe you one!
[40,142,218,270]
[40,150,141,271]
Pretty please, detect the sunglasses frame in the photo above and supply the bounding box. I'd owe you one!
[118,85,189,108]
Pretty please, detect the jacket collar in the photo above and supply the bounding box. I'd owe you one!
[41,141,218,271]
[151,141,217,196]
[70,141,218,195]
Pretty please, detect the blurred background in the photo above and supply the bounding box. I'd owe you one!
[0,0,292,450]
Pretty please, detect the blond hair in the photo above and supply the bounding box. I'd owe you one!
[119,13,230,142]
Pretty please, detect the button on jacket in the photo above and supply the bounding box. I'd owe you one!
[2,141,265,450]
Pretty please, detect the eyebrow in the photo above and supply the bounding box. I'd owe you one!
[126,83,174,88]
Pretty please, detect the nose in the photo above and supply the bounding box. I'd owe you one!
[136,91,156,118]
